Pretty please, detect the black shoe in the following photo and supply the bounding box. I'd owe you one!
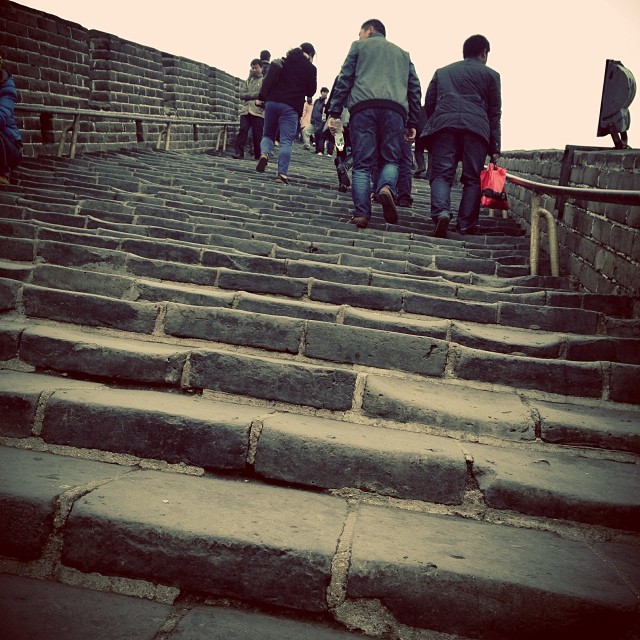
[337,166,351,188]
[232,153,244,159]
[256,155,268,172]
[378,186,398,224]
[455,225,479,236]
[397,196,413,208]
[276,173,290,185]
[433,214,450,238]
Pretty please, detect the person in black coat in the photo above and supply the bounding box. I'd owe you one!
[420,34,501,237]
[255,43,317,185]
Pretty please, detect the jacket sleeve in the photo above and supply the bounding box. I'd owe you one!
[406,61,422,129]
[0,85,17,128]
[424,72,438,119]
[258,59,283,101]
[487,71,502,154]
[326,41,358,118]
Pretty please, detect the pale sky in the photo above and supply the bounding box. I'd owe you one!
[17,0,640,151]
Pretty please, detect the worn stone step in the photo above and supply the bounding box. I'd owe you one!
[0,446,636,639]
[2,368,638,529]
[8,282,639,402]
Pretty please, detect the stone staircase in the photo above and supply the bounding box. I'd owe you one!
[0,145,639,639]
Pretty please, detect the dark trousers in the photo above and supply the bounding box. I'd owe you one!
[0,129,22,178]
[314,124,334,155]
[235,114,264,159]
[428,128,487,230]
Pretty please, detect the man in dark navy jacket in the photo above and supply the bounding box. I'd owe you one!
[421,34,501,238]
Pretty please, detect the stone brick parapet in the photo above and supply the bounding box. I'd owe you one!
[500,149,640,296]
[1,1,240,154]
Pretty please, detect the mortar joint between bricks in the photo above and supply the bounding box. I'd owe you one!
[32,389,56,437]
[601,361,611,401]
[152,302,168,336]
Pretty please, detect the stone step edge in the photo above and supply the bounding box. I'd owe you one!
[1,445,637,640]
[6,282,640,405]
[1,369,638,531]
[8,264,640,362]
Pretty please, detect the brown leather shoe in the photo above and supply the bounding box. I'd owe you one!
[349,216,369,229]
[378,186,398,224]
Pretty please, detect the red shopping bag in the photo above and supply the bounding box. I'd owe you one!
[480,163,509,210]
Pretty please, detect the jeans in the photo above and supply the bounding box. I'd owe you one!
[260,101,299,175]
[235,113,264,159]
[396,138,414,200]
[428,128,488,230]
[349,108,404,219]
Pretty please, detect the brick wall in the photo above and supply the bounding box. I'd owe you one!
[0,1,240,154]
[500,150,640,296]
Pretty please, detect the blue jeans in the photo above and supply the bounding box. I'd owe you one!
[429,129,488,230]
[260,101,299,175]
[349,108,404,219]
[396,138,414,200]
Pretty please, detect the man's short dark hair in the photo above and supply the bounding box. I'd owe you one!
[260,50,271,61]
[250,58,262,67]
[463,35,490,59]
[320,87,329,93]
[361,19,386,37]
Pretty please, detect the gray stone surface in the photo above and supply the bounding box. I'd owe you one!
[256,414,467,503]
[304,321,448,376]
[41,387,264,469]
[19,324,189,385]
[347,505,637,639]
[0,446,134,560]
[62,470,348,612]
[165,303,305,353]
[23,285,159,333]
[467,442,640,529]
[533,399,640,453]
[188,350,356,410]
[454,345,604,398]
[173,606,368,639]
[0,575,171,640]
[362,375,536,440]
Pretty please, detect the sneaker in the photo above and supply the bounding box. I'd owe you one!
[349,216,369,229]
[276,173,290,185]
[433,213,450,238]
[256,155,268,173]
[377,186,398,224]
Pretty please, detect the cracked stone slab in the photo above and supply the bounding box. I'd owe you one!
[466,441,640,530]
[62,471,348,612]
[347,504,637,639]
[0,446,135,560]
[363,376,535,440]
[0,370,105,438]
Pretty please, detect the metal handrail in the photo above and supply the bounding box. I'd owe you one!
[499,170,640,277]
[15,104,237,157]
